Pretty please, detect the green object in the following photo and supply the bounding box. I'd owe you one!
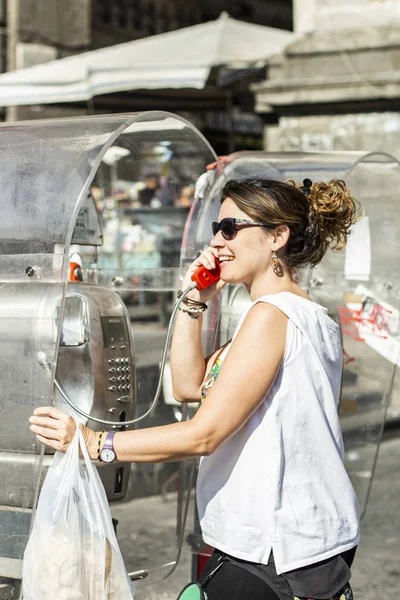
[176,582,205,600]
[177,556,225,599]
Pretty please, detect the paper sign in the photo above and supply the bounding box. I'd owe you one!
[344,216,371,281]
[342,284,400,367]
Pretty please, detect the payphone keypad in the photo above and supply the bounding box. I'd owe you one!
[108,357,131,392]
[101,317,134,414]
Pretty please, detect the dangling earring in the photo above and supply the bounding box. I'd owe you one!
[271,251,284,277]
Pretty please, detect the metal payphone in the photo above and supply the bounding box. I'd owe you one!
[54,253,136,501]
[0,111,218,594]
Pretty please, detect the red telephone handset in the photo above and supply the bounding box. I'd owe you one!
[191,258,221,291]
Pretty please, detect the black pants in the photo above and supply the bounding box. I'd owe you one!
[199,551,282,600]
[198,550,354,600]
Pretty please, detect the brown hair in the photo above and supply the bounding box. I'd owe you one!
[221,178,361,269]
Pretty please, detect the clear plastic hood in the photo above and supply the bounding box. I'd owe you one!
[0,112,216,274]
[0,111,217,585]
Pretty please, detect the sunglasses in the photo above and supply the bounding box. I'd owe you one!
[212,218,271,240]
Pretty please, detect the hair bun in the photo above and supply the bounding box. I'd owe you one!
[306,179,360,255]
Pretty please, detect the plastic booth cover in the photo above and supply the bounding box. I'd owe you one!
[0,111,218,592]
[182,150,400,522]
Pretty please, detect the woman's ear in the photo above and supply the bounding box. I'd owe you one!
[273,225,290,252]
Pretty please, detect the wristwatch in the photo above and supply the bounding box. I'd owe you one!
[99,431,116,463]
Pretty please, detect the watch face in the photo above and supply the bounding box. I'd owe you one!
[100,448,116,463]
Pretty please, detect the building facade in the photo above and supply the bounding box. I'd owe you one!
[5,1,399,155]
[253,0,400,158]
[1,0,291,148]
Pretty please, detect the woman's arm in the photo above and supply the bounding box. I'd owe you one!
[169,247,225,402]
[30,303,287,461]
[169,307,206,402]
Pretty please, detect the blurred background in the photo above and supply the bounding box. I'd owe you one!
[1,0,400,159]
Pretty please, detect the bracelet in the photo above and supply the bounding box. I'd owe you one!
[178,305,206,319]
[177,290,208,310]
[97,430,106,461]
[183,298,208,309]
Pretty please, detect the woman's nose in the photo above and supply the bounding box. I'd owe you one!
[210,232,224,248]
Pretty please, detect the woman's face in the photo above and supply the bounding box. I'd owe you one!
[210,197,273,286]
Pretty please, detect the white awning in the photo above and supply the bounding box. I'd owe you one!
[0,13,294,107]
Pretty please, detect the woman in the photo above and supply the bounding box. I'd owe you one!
[30,177,360,600]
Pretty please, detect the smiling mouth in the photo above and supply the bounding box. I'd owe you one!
[218,256,234,263]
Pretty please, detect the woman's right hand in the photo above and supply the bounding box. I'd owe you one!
[181,247,226,304]
[29,406,98,459]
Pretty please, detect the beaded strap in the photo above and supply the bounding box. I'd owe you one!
[97,430,106,461]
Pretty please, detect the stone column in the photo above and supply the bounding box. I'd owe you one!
[6,0,92,121]
[293,0,318,34]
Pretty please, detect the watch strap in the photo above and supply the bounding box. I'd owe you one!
[102,430,116,452]
[99,430,116,462]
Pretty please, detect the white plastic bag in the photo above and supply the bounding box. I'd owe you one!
[22,427,135,600]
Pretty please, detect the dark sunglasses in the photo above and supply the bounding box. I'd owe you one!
[212,218,271,240]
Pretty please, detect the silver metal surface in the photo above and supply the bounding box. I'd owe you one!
[54,283,136,432]
[55,281,197,427]
[0,282,136,508]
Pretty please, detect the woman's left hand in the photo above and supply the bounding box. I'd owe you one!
[29,406,78,453]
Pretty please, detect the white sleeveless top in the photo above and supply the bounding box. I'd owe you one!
[196,292,360,575]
